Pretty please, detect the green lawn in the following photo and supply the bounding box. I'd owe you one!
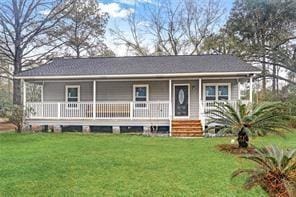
[0,132,295,196]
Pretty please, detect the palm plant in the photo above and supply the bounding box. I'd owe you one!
[206,102,291,148]
[232,145,296,196]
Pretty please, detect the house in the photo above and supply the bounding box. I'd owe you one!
[16,55,261,136]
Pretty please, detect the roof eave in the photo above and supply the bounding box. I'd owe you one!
[15,71,261,80]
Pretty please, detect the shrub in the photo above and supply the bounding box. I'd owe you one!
[232,145,296,196]
[5,105,31,133]
[206,102,292,148]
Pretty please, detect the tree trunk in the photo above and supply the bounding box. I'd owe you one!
[237,127,249,148]
[13,79,22,105]
[13,51,23,105]
[261,36,266,97]
[276,66,279,95]
[272,64,276,94]
[262,57,266,96]
[76,46,80,58]
[13,22,23,105]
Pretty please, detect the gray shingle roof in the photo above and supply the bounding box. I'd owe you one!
[17,55,260,78]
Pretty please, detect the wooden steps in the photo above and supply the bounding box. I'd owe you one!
[171,120,203,137]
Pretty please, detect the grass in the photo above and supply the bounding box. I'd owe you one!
[0,132,295,196]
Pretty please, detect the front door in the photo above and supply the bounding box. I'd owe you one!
[174,84,189,117]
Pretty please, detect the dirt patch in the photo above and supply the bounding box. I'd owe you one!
[216,144,256,155]
[0,118,15,132]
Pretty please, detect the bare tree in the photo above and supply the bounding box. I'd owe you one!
[47,0,110,58]
[0,0,73,105]
[110,10,149,56]
[110,0,225,56]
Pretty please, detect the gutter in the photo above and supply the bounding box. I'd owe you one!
[15,71,261,80]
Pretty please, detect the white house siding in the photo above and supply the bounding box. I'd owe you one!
[43,81,93,102]
[41,78,239,120]
[95,81,169,101]
[43,81,170,102]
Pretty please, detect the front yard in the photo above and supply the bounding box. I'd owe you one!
[0,132,295,196]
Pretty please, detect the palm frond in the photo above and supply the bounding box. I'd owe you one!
[233,145,296,195]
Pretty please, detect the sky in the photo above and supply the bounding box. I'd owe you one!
[99,0,235,55]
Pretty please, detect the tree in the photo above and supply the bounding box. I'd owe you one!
[232,145,296,196]
[110,0,225,56]
[0,0,73,105]
[5,105,28,132]
[204,0,296,95]
[47,0,110,58]
[206,102,290,148]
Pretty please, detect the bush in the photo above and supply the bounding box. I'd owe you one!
[5,105,29,133]
[232,145,296,196]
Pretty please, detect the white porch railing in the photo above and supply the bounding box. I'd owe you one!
[200,100,250,117]
[199,100,250,128]
[26,100,249,122]
[26,101,170,120]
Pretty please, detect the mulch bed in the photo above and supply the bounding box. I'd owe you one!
[0,118,15,132]
[216,144,256,155]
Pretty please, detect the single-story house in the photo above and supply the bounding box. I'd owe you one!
[16,55,260,136]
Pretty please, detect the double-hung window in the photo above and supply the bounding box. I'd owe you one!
[218,85,229,100]
[204,83,230,101]
[66,85,80,108]
[133,84,149,108]
[205,85,216,101]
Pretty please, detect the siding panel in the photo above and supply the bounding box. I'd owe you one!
[43,81,92,102]
[44,81,170,102]
[96,81,169,101]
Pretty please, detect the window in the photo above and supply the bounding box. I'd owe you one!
[204,83,230,101]
[133,84,149,108]
[66,85,80,108]
[205,86,216,101]
[218,85,229,100]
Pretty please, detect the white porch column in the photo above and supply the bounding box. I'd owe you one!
[169,79,172,136]
[93,80,96,120]
[198,78,202,103]
[41,81,44,117]
[198,78,202,119]
[249,75,253,102]
[199,78,205,131]
[237,79,241,100]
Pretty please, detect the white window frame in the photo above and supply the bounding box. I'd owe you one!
[65,85,80,108]
[133,84,149,108]
[203,83,231,101]
[173,83,190,119]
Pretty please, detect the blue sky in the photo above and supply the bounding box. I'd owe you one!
[99,0,235,55]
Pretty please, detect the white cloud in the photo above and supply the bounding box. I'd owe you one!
[117,0,152,5]
[99,3,134,18]
[40,9,50,16]
[137,20,150,27]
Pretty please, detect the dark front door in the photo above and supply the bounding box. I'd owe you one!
[174,85,189,117]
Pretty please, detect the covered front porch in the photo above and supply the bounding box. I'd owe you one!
[23,76,253,134]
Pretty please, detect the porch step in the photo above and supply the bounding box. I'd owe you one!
[171,120,203,137]
[171,131,203,137]
[172,122,202,127]
[172,127,202,132]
